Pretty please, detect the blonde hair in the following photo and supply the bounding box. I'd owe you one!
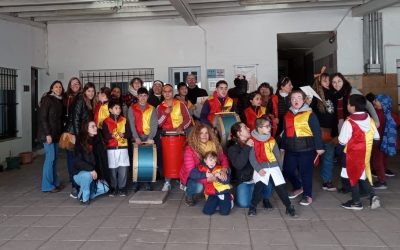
[186,123,222,158]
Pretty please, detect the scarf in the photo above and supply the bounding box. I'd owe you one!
[128,85,138,97]
[50,92,63,100]
[376,95,397,156]
[199,141,217,156]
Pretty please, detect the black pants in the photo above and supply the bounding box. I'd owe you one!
[351,179,375,203]
[203,193,231,216]
[251,179,291,209]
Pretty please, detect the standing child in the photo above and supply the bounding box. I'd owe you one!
[248,117,296,217]
[189,151,232,216]
[281,90,324,206]
[128,87,158,191]
[102,100,132,196]
[94,87,111,128]
[338,94,381,210]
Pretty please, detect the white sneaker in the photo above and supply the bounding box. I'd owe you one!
[161,181,171,192]
[370,196,381,210]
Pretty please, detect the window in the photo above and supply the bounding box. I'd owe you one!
[168,66,201,89]
[79,68,154,94]
[0,67,18,139]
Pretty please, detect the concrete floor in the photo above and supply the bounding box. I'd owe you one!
[0,153,399,250]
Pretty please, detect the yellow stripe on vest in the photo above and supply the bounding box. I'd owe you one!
[294,111,312,137]
[171,100,183,128]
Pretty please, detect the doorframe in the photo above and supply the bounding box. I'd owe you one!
[31,67,39,150]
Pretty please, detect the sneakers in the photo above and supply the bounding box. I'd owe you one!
[119,189,127,197]
[373,181,388,190]
[370,195,381,209]
[341,200,363,210]
[70,187,78,199]
[80,200,90,206]
[289,188,304,199]
[248,207,257,217]
[385,169,395,177]
[262,199,273,210]
[322,182,337,192]
[161,181,171,192]
[299,196,312,206]
[285,205,296,217]
[184,196,195,206]
[108,189,118,197]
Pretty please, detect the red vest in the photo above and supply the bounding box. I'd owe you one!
[244,106,266,132]
[131,103,153,136]
[103,116,128,148]
[207,91,234,124]
[253,136,277,163]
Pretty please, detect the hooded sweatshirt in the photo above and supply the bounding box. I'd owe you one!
[249,130,283,173]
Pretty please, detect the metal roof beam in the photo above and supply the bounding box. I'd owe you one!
[169,0,197,25]
[352,0,400,17]
[0,13,46,28]
[0,0,96,6]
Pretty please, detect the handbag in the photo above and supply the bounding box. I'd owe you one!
[59,132,75,150]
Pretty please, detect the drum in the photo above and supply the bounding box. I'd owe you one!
[132,143,157,182]
[161,132,186,179]
[213,112,240,146]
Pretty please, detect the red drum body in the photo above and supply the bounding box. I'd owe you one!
[161,133,186,179]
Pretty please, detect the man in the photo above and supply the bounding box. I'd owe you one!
[186,74,208,104]
[200,80,236,127]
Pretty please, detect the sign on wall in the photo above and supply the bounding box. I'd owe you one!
[207,69,225,91]
[234,65,258,92]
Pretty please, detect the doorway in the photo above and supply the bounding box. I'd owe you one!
[31,67,39,150]
[277,31,337,89]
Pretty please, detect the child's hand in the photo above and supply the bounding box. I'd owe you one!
[207,175,216,182]
[246,138,254,147]
[218,171,228,181]
[206,172,213,178]
[259,169,266,176]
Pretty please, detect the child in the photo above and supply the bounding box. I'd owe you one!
[248,117,296,217]
[189,151,232,216]
[244,91,277,137]
[370,94,398,189]
[94,87,111,128]
[338,94,380,210]
[127,87,158,191]
[102,100,132,196]
[281,90,324,206]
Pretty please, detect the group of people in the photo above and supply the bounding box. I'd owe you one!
[37,71,398,216]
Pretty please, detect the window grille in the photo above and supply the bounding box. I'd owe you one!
[0,67,18,139]
[79,68,154,94]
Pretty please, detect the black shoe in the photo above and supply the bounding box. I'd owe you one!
[341,200,363,210]
[262,199,273,210]
[322,182,337,192]
[373,181,388,190]
[81,200,90,206]
[70,187,78,199]
[185,196,196,206]
[119,189,127,197]
[140,183,153,191]
[285,205,296,217]
[109,189,117,197]
[248,207,257,217]
[385,169,395,177]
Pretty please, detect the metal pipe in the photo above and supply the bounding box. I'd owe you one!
[369,13,373,65]
[375,12,379,64]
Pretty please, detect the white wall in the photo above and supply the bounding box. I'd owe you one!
[381,7,400,74]
[0,19,46,161]
[44,9,370,92]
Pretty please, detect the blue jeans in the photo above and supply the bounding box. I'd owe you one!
[236,182,273,208]
[42,143,60,192]
[320,142,335,183]
[185,179,204,198]
[73,171,109,202]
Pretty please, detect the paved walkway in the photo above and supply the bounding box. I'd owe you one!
[0,153,399,250]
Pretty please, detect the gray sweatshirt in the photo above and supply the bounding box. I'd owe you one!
[249,130,283,172]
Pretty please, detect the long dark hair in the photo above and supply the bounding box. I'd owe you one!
[82,82,96,111]
[330,72,352,96]
[230,122,244,144]
[47,80,65,96]
[257,82,273,96]
[78,120,94,153]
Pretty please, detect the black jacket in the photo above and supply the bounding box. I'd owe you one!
[227,141,254,183]
[37,94,64,143]
[73,135,110,182]
[71,94,94,135]
[63,94,79,133]
[148,93,164,108]
[187,86,208,104]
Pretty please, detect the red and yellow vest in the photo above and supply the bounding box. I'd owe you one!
[103,116,128,148]
[94,102,109,128]
[284,110,313,137]
[159,99,183,129]
[198,165,231,196]
[344,118,375,187]
[244,106,266,132]
[131,103,154,136]
[207,91,234,123]
[253,136,277,164]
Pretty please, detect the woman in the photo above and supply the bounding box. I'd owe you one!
[110,86,123,106]
[38,80,65,193]
[175,82,195,116]
[331,73,380,130]
[257,82,274,113]
[148,80,164,108]
[123,77,143,108]
[271,76,293,136]
[311,72,338,192]
[72,82,96,136]
[63,77,82,195]
[179,123,229,206]
[73,120,110,205]
[227,122,272,208]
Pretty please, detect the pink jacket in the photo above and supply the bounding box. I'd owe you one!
[179,144,229,186]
